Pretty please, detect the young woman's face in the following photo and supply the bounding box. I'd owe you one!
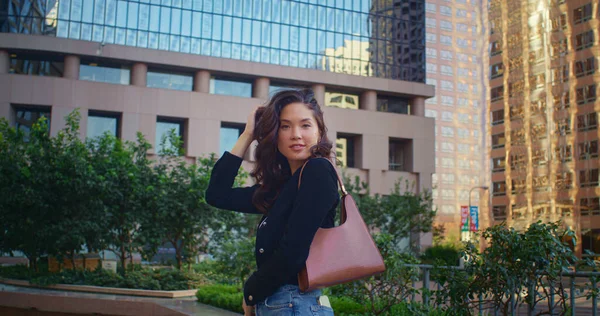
[277,102,321,172]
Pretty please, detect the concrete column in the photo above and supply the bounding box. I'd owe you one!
[0,50,9,74]
[360,90,377,111]
[194,70,210,93]
[312,84,325,107]
[63,55,80,79]
[412,96,425,116]
[0,103,11,125]
[131,63,148,87]
[253,77,270,99]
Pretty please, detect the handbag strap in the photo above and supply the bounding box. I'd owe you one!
[297,157,348,196]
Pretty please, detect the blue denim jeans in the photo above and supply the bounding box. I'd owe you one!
[255,284,334,316]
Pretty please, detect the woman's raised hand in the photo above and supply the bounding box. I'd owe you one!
[243,105,262,138]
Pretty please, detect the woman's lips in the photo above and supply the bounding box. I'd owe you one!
[290,144,305,151]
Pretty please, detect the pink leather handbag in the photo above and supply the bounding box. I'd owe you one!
[297,158,386,292]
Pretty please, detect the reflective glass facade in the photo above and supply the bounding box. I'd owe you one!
[80,62,130,84]
[2,0,425,82]
[87,113,119,139]
[155,119,183,153]
[488,0,600,255]
[13,106,51,142]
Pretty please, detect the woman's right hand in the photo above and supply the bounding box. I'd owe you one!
[243,106,262,138]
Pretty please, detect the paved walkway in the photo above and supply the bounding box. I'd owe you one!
[0,283,240,315]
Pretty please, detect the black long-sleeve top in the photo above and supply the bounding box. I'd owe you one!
[205,152,340,306]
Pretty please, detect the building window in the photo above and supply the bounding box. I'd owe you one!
[210,77,252,97]
[441,96,454,107]
[441,65,453,76]
[491,86,504,102]
[336,134,359,168]
[456,9,467,18]
[220,123,245,156]
[457,160,469,169]
[490,63,504,79]
[580,169,599,187]
[426,33,437,43]
[550,13,567,31]
[457,53,468,62]
[441,35,452,46]
[441,142,454,153]
[457,113,468,123]
[490,41,502,56]
[457,128,468,138]
[492,157,505,172]
[148,70,193,91]
[554,145,573,162]
[456,38,468,48]
[425,109,437,118]
[577,113,598,132]
[492,181,506,196]
[441,126,454,137]
[457,23,468,33]
[156,117,185,154]
[440,5,451,16]
[492,206,507,221]
[426,17,437,28]
[441,111,453,122]
[426,48,437,58]
[441,158,454,168]
[492,133,505,149]
[389,139,410,171]
[441,50,453,61]
[325,91,359,110]
[87,111,120,139]
[492,109,504,125]
[574,3,593,24]
[458,83,468,93]
[80,61,130,85]
[442,173,454,184]
[426,63,437,74]
[441,189,455,200]
[575,30,595,51]
[578,140,599,160]
[580,198,600,217]
[9,53,64,77]
[377,96,410,115]
[441,80,454,91]
[12,105,51,141]
[426,3,436,12]
[457,68,468,77]
[576,84,597,105]
[574,57,596,77]
[440,20,452,31]
[268,83,306,96]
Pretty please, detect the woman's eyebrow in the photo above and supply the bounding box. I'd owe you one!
[280,118,312,123]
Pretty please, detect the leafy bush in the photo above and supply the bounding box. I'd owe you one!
[0,265,204,291]
[421,243,461,266]
[196,284,243,313]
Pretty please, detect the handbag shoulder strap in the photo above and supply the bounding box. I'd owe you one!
[297,157,348,196]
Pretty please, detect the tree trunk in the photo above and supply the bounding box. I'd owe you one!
[82,254,87,270]
[175,247,182,271]
[70,252,76,270]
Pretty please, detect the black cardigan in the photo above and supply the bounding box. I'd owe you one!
[205,152,340,306]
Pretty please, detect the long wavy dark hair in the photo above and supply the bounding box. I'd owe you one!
[251,88,333,214]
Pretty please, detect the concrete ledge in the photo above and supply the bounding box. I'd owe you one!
[0,291,186,316]
[0,278,198,298]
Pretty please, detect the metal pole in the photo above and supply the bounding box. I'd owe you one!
[424,267,430,306]
[592,277,597,316]
[570,276,576,316]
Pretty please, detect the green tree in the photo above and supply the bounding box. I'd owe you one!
[433,221,598,315]
[88,131,154,272]
[343,174,437,251]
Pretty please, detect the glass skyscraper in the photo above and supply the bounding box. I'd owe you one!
[2,0,425,82]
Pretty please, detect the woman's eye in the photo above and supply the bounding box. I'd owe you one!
[302,124,311,128]
[280,125,289,130]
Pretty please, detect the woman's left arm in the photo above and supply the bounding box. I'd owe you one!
[241,158,339,306]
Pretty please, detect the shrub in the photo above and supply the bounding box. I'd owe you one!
[1,265,204,291]
[421,243,461,266]
[196,284,243,314]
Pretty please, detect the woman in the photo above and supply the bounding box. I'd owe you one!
[205,89,339,316]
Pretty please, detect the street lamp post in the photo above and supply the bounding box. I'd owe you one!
[464,186,489,241]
